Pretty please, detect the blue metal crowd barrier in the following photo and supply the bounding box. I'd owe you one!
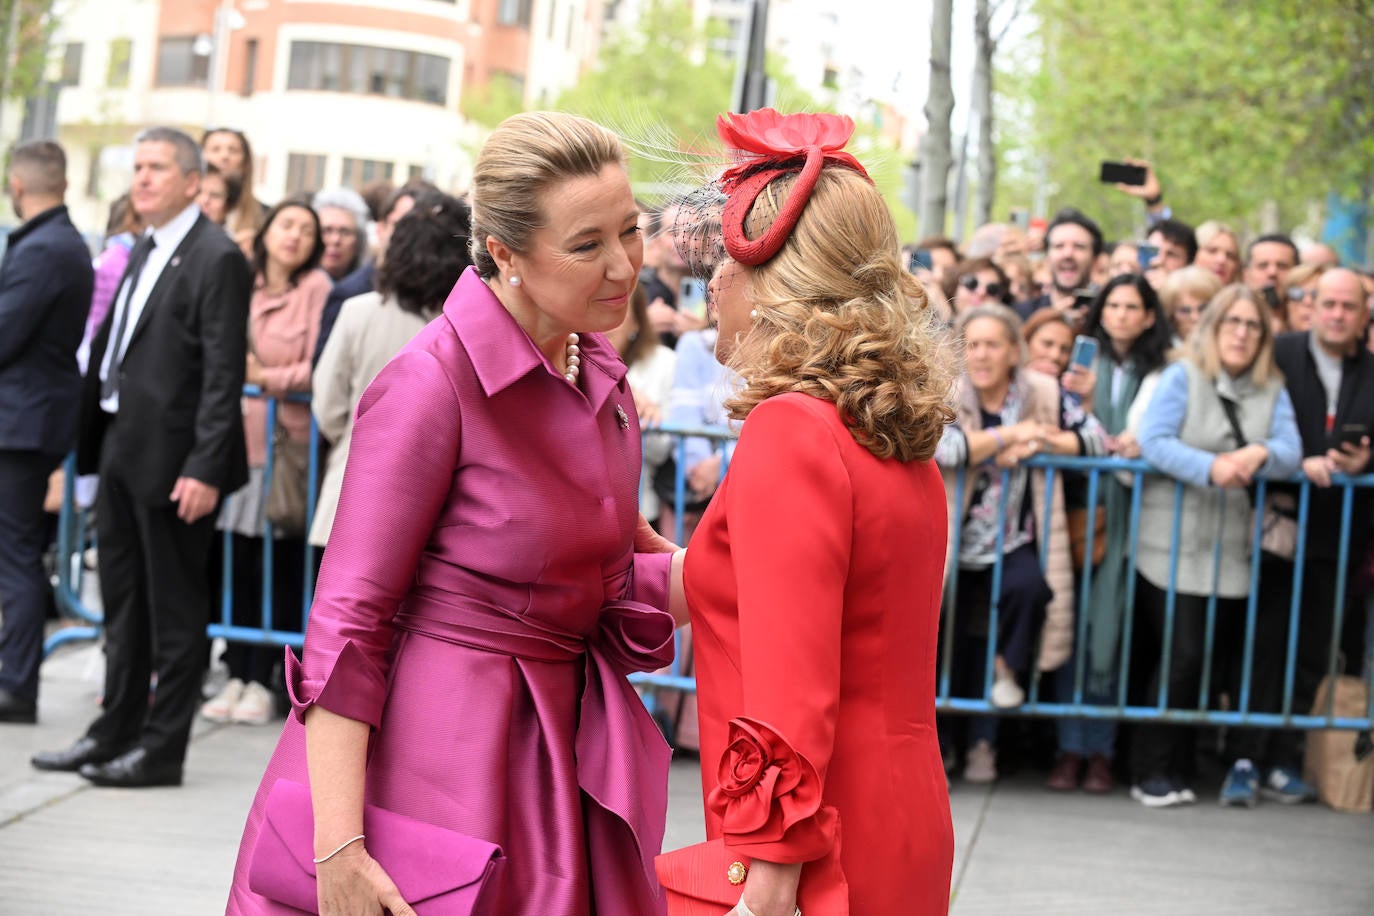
[45,396,1372,732]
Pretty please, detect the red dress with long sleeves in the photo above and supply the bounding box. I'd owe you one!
[684,393,953,915]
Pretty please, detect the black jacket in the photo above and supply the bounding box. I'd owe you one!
[1272,331,1374,562]
[0,205,95,455]
[77,212,252,504]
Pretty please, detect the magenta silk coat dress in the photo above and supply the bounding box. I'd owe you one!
[226,267,676,914]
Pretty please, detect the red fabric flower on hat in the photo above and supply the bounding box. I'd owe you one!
[714,108,871,266]
[717,108,866,183]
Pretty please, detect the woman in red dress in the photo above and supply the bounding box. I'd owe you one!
[671,110,957,916]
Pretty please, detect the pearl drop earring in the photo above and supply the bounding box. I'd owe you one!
[749,309,759,320]
[509,276,521,287]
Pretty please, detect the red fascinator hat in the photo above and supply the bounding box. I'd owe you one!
[717,108,872,266]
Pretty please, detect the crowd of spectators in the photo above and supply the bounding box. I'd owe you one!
[907,160,1374,809]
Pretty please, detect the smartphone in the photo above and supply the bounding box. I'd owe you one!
[1070,335,1098,370]
[908,248,934,273]
[1261,285,1281,312]
[1099,161,1147,186]
[1339,423,1370,447]
[1136,244,1159,272]
[678,276,708,320]
[1009,208,1030,230]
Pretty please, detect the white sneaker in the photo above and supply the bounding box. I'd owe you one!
[230,681,275,725]
[964,739,998,783]
[990,674,1026,709]
[199,678,244,723]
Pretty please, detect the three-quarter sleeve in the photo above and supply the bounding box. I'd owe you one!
[705,395,847,862]
[286,348,461,727]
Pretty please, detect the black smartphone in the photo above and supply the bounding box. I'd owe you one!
[1339,423,1369,447]
[1100,161,1147,186]
[1261,285,1281,312]
[908,248,934,273]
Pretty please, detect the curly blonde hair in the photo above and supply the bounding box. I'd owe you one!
[722,167,956,462]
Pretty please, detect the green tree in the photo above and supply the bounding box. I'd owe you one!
[0,0,54,103]
[555,0,736,195]
[998,0,1374,241]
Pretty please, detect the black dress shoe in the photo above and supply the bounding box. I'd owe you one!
[79,747,183,788]
[31,735,120,772]
[0,688,37,724]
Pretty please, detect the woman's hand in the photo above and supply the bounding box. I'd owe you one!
[1209,453,1252,489]
[688,454,723,499]
[638,399,664,427]
[726,860,801,916]
[1230,444,1269,479]
[1061,366,1096,408]
[635,513,679,554]
[1111,431,1141,459]
[245,352,267,387]
[316,844,416,916]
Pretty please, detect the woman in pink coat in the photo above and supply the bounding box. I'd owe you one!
[225,112,681,915]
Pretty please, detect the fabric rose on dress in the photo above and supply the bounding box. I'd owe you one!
[707,717,837,860]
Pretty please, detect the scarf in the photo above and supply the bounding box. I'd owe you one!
[1087,352,1142,692]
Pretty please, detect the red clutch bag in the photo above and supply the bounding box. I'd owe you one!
[248,778,505,914]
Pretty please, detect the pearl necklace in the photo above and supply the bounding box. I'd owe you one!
[563,333,581,383]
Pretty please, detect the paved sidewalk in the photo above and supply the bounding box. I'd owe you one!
[2,642,1371,914]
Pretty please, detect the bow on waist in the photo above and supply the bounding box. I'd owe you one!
[394,590,676,887]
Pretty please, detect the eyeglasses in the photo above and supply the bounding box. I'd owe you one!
[1287,287,1316,302]
[1220,315,1264,336]
[1174,305,1200,319]
[961,275,1003,298]
[321,226,358,239]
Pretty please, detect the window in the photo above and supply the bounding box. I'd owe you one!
[497,0,532,27]
[287,41,450,106]
[407,164,426,182]
[60,43,83,87]
[241,39,258,96]
[341,157,394,188]
[285,153,327,195]
[156,36,210,87]
[107,39,131,88]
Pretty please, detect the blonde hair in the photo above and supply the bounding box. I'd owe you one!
[1286,262,1328,289]
[1195,220,1239,252]
[1159,265,1223,319]
[722,167,956,462]
[470,111,625,279]
[1186,284,1280,387]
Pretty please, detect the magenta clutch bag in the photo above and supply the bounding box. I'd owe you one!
[248,778,505,914]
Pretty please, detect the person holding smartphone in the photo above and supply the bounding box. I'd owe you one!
[1014,209,1104,325]
[1250,267,1374,806]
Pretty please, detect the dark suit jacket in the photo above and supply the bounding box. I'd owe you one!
[0,205,95,455]
[77,212,251,505]
[1272,331,1374,561]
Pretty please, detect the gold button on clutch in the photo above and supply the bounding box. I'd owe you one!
[727,861,748,885]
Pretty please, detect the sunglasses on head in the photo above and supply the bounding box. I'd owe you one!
[961,275,1003,298]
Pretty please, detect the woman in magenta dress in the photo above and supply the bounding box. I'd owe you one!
[666,110,957,915]
[225,112,682,914]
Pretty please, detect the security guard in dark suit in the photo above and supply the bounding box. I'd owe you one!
[0,140,94,723]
